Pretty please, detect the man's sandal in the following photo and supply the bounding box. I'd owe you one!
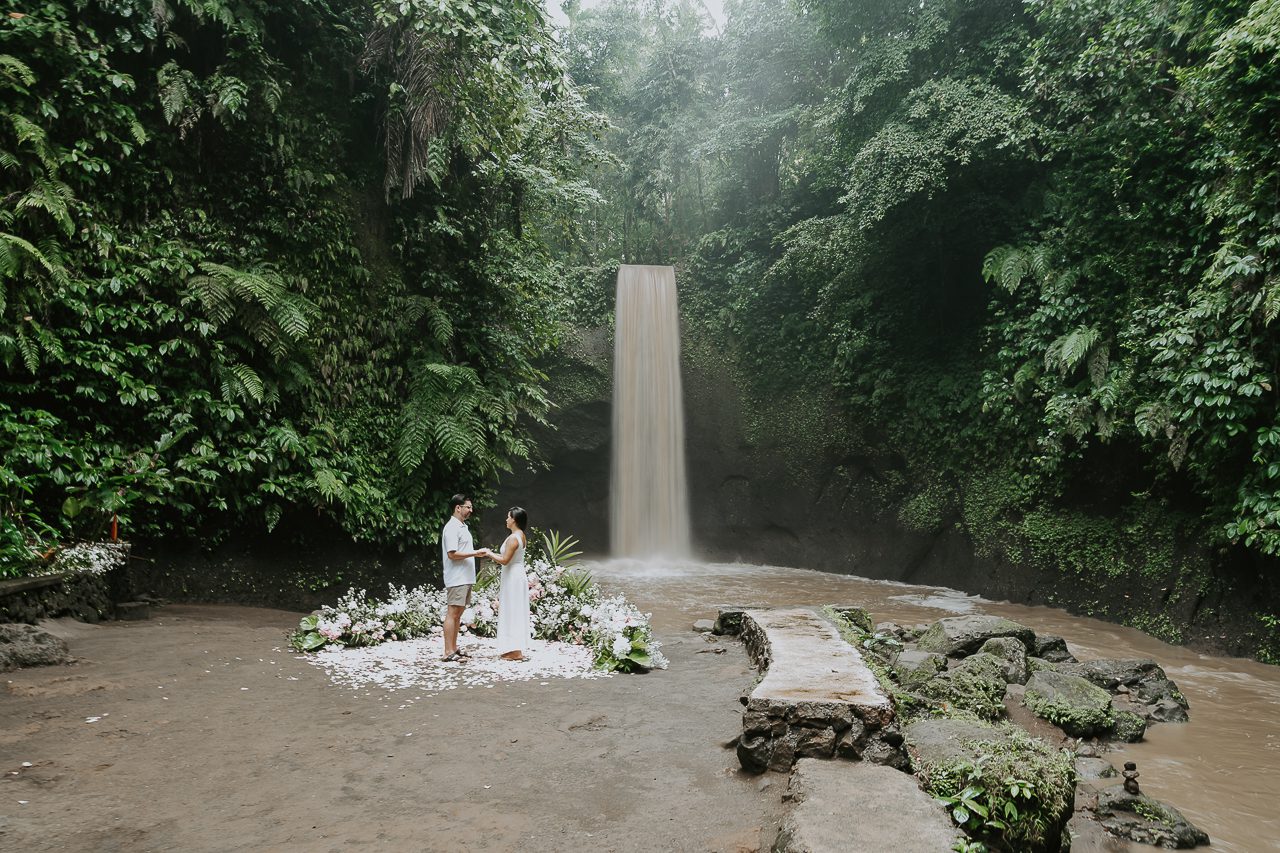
[442,651,465,662]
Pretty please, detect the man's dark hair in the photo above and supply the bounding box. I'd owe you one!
[449,494,470,513]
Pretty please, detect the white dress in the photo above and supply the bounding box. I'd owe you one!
[496,532,530,655]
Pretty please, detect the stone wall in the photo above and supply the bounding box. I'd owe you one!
[0,572,114,624]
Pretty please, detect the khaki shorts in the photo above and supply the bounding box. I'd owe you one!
[446,584,472,608]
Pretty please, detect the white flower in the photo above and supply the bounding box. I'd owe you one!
[611,635,630,658]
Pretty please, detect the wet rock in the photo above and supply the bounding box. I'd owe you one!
[692,619,716,633]
[0,623,72,671]
[1095,787,1210,848]
[1075,757,1118,780]
[916,614,1036,657]
[1034,634,1076,663]
[1110,710,1147,743]
[1081,658,1164,690]
[1024,670,1115,737]
[1135,677,1189,709]
[1149,697,1190,723]
[978,636,1031,685]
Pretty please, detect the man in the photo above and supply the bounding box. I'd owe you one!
[441,494,484,662]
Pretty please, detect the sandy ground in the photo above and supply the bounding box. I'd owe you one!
[0,605,780,852]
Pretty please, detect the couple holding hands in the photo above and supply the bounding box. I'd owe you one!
[440,494,531,663]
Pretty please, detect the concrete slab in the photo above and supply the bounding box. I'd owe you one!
[775,758,963,852]
[745,607,893,726]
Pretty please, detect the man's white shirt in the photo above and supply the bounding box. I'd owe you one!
[441,515,477,588]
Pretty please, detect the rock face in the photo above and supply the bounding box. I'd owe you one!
[916,615,1036,657]
[728,608,903,773]
[1023,670,1115,737]
[774,758,963,853]
[0,623,73,671]
[1095,787,1211,848]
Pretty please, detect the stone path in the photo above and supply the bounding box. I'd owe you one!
[725,607,962,851]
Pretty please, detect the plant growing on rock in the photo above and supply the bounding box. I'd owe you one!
[919,728,1076,852]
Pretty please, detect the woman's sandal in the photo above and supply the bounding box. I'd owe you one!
[442,651,465,663]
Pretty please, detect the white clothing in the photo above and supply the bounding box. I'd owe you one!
[496,532,530,655]
[441,515,476,589]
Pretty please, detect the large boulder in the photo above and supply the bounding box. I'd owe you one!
[1080,658,1164,690]
[1024,670,1115,737]
[0,623,73,671]
[916,615,1036,657]
[1095,787,1210,848]
[978,636,1030,685]
[905,718,1076,853]
[917,653,1009,720]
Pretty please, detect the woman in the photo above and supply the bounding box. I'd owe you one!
[482,507,530,661]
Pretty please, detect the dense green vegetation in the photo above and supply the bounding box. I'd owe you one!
[4,0,1280,651]
[1,0,602,572]
[554,0,1280,650]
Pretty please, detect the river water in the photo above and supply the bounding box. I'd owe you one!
[589,558,1280,851]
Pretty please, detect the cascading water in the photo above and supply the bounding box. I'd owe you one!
[610,264,691,558]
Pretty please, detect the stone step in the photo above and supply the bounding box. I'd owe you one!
[775,758,964,853]
[114,601,151,621]
[728,607,902,772]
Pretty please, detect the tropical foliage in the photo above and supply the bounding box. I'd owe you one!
[557,0,1280,648]
[1,0,601,574]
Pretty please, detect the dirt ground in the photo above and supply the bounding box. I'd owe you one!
[0,604,781,852]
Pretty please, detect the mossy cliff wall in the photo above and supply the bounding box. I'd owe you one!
[498,321,1280,662]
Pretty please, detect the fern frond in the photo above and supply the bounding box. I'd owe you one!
[982,245,1027,293]
[312,467,346,501]
[228,362,264,403]
[0,54,36,88]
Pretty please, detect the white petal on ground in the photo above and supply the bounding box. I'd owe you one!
[302,637,610,693]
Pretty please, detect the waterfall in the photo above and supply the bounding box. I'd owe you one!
[610,264,691,558]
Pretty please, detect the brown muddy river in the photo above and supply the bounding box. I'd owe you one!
[590,558,1280,852]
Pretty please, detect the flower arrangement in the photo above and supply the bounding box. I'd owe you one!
[47,542,129,577]
[288,532,666,673]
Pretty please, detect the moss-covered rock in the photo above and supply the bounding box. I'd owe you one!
[1111,709,1147,743]
[1024,670,1115,737]
[829,605,873,632]
[978,636,1030,685]
[917,615,1037,657]
[906,718,1076,853]
[918,652,1010,719]
[1095,788,1210,848]
[893,649,947,689]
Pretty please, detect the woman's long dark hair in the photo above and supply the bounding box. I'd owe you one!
[508,506,528,531]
